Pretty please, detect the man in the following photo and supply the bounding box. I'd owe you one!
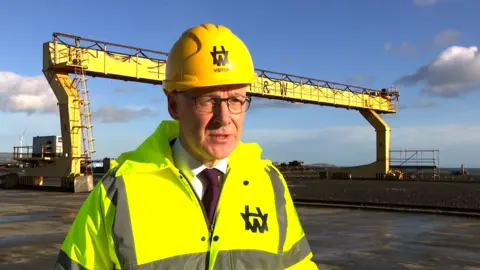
[53,23,317,269]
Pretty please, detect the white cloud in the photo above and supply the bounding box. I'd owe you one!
[94,105,157,123]
[433,29,461,47]
[249,98,305,110]
[0,113,61,153]
[384,41,418,55]
[151,97,164,103]
[115,85,144,93]
[385,29,461,55]
[0,71,58,114]
[413,0,439,6]
[242,123,480,167]
[400,100,437,109]
[345,75,376,85]
[395,46,480,97]
[2,108,476,168]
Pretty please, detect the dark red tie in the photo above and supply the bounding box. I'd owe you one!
[200,168,222,224]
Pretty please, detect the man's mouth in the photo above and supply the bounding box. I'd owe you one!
[210,134,230,140]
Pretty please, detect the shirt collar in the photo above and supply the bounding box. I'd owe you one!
[172,137,228,180]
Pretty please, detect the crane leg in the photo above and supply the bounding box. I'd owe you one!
[359,109,390,175]
[39,70,93,192]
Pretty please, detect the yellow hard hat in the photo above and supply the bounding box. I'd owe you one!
[162,23,257,93]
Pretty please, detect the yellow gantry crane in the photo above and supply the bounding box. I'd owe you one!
[3,32,399,192]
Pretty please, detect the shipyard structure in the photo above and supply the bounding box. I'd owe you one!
[1,32,406,192]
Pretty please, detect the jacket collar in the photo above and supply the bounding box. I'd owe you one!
[114,120,265,176]
[171,135,228,181]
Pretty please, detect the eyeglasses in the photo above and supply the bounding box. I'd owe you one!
[181,93,251,114]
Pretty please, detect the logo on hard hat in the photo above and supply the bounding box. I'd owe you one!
[211,46,230,73]
[241,205,268,233]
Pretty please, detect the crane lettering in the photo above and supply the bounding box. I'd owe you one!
[263,81,270,93]
[262,81,288,96]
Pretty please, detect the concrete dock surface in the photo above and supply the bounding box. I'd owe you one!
[1,189,480,270]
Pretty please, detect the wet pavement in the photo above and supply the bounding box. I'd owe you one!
[301,207,480,269]
[1,189,480,269]
[0,189,87,270]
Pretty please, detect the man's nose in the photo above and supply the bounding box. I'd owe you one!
[212,101,231,125]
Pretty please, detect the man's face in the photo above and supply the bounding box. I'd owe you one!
[167,84,249,165]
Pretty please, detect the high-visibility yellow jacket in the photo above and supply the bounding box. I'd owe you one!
[53,120,318,270]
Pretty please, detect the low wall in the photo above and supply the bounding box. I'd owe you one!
[287,178,480,211]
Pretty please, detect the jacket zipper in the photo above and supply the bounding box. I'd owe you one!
[178,170,213,270]
[178,168,230,270]
[209,171,227,234]
[208,169,231,269]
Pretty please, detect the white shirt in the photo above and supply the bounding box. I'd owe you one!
[171,137,228,199]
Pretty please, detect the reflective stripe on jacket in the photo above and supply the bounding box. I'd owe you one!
[53,120,318,270]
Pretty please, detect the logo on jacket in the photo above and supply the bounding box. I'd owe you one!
[241,205,268,233]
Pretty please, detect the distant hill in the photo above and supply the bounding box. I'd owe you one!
[0,152,15,164]
[310,163,337,168]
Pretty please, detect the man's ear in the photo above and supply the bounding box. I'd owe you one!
[167,93,179,120]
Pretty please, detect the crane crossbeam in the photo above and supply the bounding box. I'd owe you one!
[46,32,399,114]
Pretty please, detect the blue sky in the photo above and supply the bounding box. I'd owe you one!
[1,0,479,168]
